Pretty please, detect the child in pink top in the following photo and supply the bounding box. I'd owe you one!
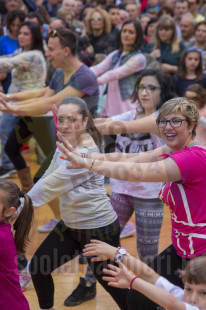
[0,179,33,310]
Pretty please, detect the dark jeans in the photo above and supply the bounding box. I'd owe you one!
[5,116,56,170]
[127,244,188,310]
[30,219,129,310]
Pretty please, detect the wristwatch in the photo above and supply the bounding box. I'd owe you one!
[114,247,129,261]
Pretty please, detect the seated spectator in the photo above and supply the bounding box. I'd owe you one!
[32,0,51,25]
[180,12,196,47]
[57,7,82,36]
[144,16,185,74]
[126,3,140,20]
[61,0,83,30]
[105,4,120,41]
[139,12,152,34]
[144,17,158,44]
[78,8,118,66]
[42,0,60,18]
[117,9,129,29]
[189,0,205,22]
[25,11,48,44]
[143,0,160,13]
[173,0,189,29]
[157,5,174,18]
[47,17,69,40]
[173,47,206,96]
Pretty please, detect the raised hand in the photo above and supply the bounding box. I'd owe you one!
[83,239,117,262]
[102,261,134,288]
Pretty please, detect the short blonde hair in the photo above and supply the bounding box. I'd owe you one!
[157,97,199,137]
[57,8,75,19]
[85,8,111,35]
[154,16,179,54]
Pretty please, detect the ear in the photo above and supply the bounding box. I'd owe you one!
[3,207,16,218]
[83,116,88,128]
[64,46,71,56]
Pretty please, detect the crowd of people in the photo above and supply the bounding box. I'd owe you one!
[0,0,206,310]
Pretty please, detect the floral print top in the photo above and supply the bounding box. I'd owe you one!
[0,49,46,94]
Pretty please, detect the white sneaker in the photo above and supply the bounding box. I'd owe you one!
[120,222,136,239]
[37,218,59,233]
[19,262,32,292]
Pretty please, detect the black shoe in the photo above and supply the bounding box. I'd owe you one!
[78,253,87,264]
[64,277,96,307]
[0,167,16,179]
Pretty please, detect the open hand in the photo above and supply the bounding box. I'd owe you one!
[102,261,134,288]
[83,239,117,262]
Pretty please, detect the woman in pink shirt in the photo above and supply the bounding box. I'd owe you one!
[57,97,206,310]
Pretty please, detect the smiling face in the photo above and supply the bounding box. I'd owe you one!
[158,112,194,151]
[46,37,66,69]
[57,104,88,145]
[121,22,137,51]
[138,75,161,115]
[18,25,33,51]
[185,51,200,72]
[184,282,206,309]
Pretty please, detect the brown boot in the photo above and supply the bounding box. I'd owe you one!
[17,167,34,193]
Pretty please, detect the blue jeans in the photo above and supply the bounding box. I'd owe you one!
[0,113,20,169]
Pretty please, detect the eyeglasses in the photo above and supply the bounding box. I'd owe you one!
[137,85,161,93]
[91,17,103,21]
[50,29,68,44]
[156,118,188,128]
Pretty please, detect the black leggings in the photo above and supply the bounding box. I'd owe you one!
[30,219,129,310]
[5,116,56,171]
[127,244,189,310]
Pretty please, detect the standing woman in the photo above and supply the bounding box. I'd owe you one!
[28,97,129,310]
[0,21,47,179]
[58,97,206,310]
[91,19,146,118]
[144,16,185,74]
[0,9,26,93]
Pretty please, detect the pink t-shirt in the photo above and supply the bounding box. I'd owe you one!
[159,146,206,258]
[0,221,30,310]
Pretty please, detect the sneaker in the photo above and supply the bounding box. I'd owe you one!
[78,253,87,264]
[20,144,29,153]
[19,262,32,292]
[37,218,59,233]
[64,277,96,307]
[0,167,16,179]
[120,222,136,239]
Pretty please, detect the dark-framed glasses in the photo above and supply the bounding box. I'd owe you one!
[137,85,161,93]
[156,118,188,128]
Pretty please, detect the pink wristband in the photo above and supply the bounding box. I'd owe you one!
[130,276,139,289]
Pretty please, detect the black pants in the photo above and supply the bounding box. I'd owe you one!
[30,219,129,310]
[127,244,189,310]
[5,116,56,170]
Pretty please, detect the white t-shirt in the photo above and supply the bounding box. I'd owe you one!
[110,110,163,199]
[155,277,202,310]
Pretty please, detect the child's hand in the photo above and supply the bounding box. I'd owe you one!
[102,261,133,288]
[83,239,117,261]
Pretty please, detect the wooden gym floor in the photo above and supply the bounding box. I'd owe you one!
[7,140,171,310]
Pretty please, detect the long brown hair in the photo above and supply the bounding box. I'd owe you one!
[178,47,203,81]
[1,180,34,254]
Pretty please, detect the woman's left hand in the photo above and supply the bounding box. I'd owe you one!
[56,135,89,170]
[102,261,134,289]
[83,239,117,261]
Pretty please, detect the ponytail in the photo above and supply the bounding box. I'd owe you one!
[13,193,34,254]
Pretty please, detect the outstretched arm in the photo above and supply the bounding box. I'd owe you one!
[56,135,180,183]
[94,114,159,135]
[0,86,83,116]
[103,262,186,310]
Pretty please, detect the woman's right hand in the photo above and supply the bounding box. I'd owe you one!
[150,49,161,59]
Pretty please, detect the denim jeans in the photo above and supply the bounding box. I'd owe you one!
[0,113,20,169]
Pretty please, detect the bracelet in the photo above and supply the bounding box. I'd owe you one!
[81,153,88,158]
[130,276,139,290]
[89,159,95,170]
[114,247,128,262]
